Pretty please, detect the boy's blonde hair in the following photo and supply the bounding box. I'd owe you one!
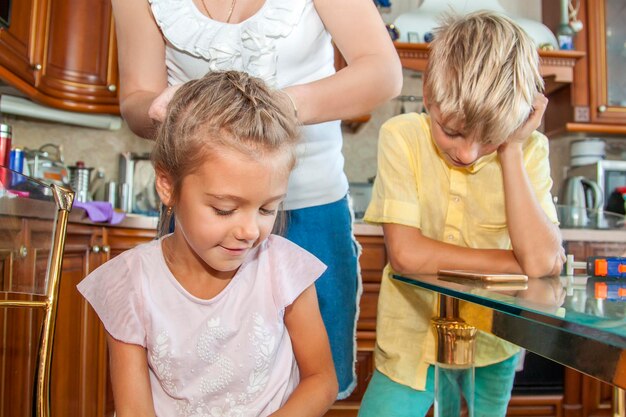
[424,11,544,145]
[152,71,300,235]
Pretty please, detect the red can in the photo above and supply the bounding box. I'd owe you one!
[0,123,12,167]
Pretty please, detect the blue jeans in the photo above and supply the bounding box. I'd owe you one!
[284,196,360,399]
[358,354,520,417]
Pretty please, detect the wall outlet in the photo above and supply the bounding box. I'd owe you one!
[574,106,590,122]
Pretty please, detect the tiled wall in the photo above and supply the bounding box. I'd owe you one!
[4,115,153,185]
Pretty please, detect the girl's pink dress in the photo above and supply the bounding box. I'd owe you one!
[78,234,326,417]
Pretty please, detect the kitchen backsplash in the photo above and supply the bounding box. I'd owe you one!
[3,115,153,185]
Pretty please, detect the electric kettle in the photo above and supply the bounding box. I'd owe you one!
[559,176,604,227]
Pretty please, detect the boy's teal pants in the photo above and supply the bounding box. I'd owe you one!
[358,353,519,417]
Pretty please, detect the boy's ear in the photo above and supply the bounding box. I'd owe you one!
[155,169,175,207]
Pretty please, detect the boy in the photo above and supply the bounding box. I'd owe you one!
[358,11,566,417]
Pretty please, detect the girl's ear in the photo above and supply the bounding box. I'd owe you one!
[155,169,175,207]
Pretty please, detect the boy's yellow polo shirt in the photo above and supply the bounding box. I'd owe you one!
[364,113,558,391]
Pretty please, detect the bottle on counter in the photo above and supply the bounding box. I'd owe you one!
[0,123,12,167]
[557,0,575,50]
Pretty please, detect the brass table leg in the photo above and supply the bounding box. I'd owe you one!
[614,388,625,417]
[432,294,477,417]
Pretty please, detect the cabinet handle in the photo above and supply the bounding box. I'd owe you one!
[19,245,28,258]
[31,63,42,71]
[598,105,607,113]
[91,245,101,253]
[102,245,111,253]
[107,84,117,92]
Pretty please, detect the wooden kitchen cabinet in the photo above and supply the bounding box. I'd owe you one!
[325,234,386,416]
[0,0,45,89]
[0,0,119,114]
[0,218,50,417]
[51,223,110,417]
[542,0,626,134]
[586,0,626,126]
[48,223,155,417]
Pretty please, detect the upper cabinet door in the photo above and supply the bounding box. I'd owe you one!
[588,0,626,124]
[36,0,119,113]
[0,0,119,114]
[0,0,46,87]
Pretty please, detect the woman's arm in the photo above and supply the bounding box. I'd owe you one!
[106,333,157,417]
[498,95,565,278]
[383,223,524,275]
[111,0,169,138]
[284,0,403,124]
[270,285,338,417]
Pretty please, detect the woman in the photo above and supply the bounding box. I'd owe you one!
[111,0,402,399]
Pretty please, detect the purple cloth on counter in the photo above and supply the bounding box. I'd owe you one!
[74,201,125,225]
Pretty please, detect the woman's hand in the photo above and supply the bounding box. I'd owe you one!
[148,84,182,123]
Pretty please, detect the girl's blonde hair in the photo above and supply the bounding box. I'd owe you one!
[152,71,300,235]
[424,11,544,145]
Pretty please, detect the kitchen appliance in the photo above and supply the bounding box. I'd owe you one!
[569,138,606,167]
[559,176,604,228]
[22,144,69,186]
[567,160,626,210]
[118,152,160,216]
[67,161,104,203]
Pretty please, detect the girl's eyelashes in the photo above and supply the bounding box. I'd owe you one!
[211,207,278,216]
[213,207,235,216]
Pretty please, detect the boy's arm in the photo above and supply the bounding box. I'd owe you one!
[270,285,338,417]
[498,95,565,278]
[384,223,524,275]
[106,334,157,417]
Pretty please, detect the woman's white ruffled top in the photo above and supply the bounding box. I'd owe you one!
[148,0,348,211]
[149,0,306,86]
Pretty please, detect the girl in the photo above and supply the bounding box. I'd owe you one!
[77,71,338,417]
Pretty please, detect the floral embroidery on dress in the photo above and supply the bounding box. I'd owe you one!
[150,331,177,394]
[148,0,307,86]
[247,313,274,395]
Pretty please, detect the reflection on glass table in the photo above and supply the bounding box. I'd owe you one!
[556,204,626,230]
[392,272,626,389]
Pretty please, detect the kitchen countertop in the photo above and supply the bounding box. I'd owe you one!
[69,208,626,243]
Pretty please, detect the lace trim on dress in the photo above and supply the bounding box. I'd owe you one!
[148,0,307,85]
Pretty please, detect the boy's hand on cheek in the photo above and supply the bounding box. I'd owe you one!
[499,94,548,154]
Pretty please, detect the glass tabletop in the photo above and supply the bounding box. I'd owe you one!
[0,166,60,296]
[392,272,626,388]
